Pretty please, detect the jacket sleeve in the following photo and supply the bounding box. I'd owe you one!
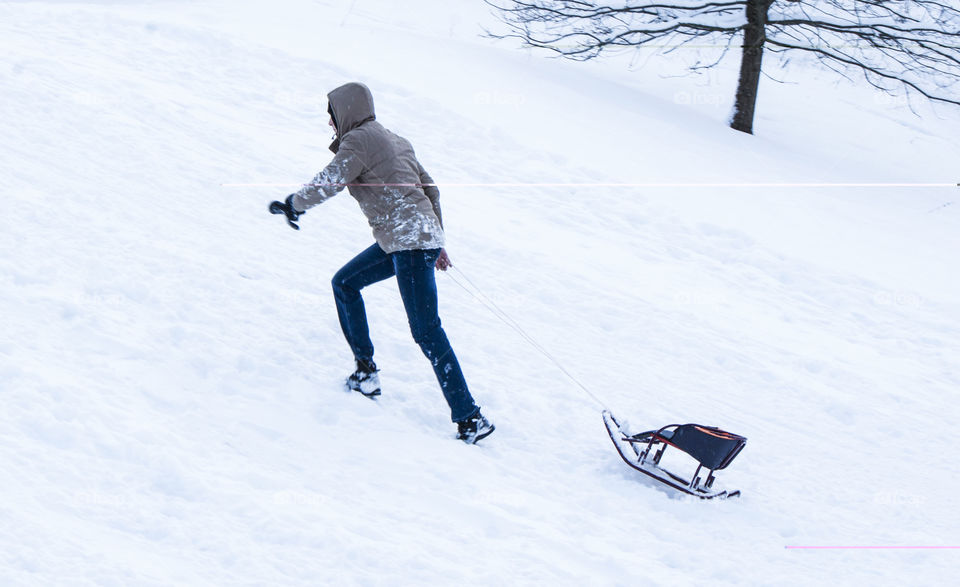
[417,161,442,229]
[291,134,366,212]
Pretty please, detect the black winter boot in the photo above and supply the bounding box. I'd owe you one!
[346,359,381,398]
[456,412,495,444]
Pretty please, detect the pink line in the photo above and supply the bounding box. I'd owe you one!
[223,182,957,188]
[786,546,960,550]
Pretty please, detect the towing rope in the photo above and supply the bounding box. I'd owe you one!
[444,265,609,411]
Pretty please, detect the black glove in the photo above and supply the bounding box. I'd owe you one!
[269,194,303,230]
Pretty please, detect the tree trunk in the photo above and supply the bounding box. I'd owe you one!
[730,0,772,134]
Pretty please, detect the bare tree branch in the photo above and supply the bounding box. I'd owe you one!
[487,0,960,133]
[765,37,960,106]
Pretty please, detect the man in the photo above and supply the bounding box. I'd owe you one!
[269,82,494,444]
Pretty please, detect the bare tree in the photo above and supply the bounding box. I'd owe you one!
[487,0,960,134]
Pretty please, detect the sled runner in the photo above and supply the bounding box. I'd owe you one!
[603,410,746,500]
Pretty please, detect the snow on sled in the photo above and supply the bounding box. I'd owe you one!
[603,410,746,500]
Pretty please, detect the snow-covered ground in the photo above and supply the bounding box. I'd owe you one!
[2,0,959,584]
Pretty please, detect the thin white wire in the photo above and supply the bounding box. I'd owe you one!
[444,266,609,411]
[225,182,959,188]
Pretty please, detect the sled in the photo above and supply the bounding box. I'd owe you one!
[603,410,746,500]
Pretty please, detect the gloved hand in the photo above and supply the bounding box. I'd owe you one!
[269,194,303,230]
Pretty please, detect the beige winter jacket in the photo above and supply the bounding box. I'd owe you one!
[291,82,445,254]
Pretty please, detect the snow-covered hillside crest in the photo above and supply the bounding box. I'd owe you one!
[2,0,959,584]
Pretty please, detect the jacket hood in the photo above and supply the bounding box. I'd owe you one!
[327,82,376,153]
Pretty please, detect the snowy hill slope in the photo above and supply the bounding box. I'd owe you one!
[2,0,959,584]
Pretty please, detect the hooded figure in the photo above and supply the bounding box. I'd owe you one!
[291,82,445,255]
[271,82,494,444]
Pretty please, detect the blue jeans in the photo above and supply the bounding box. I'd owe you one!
[331,243,480,422]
